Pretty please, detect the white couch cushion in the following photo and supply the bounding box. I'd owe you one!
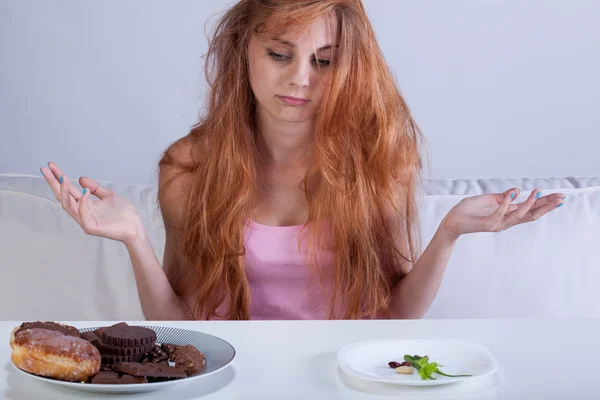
[420,176,600,318]
[0,173,598,320]
[0,174,163,320]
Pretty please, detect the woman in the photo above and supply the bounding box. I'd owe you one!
[40,0,565,320]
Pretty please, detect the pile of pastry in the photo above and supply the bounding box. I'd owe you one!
[10,321,205,384]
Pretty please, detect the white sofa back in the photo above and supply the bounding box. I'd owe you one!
[1,173,598,320]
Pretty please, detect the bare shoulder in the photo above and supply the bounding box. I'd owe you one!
[158,134,205,228]
[157,133,205,305]
[162,133,204,165]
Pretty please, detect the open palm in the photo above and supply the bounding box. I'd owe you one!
[41,162,144,245]
[443,187,566,238]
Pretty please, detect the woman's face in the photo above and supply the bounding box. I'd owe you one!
[247,16,335,125]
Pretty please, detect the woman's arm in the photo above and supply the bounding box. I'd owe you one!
[123,135,202,321]
[134,134,204,320]
[124,227,194,320]
[388,217,458,319]
[122,146,198,320]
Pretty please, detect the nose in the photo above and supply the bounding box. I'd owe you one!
[287,59,310,88]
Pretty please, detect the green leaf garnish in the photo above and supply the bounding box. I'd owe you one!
[403,354,473,380]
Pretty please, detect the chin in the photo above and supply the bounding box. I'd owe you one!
[280,116,315,124]
[258,102,317,124]
[275,109,316,124]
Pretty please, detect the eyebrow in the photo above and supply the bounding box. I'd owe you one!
[273,38,335,51]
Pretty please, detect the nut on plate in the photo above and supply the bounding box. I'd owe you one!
[395,365,413,374]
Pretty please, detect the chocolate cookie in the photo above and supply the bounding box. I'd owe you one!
[15,321,80,338]
[101,326,156,347]
[173,344,205,376]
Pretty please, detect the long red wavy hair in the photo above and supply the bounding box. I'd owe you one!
[158,0,425,320]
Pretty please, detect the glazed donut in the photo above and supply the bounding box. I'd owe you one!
[12,321,80,340]
[11,328,100,382]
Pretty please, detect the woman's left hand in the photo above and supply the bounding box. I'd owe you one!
[442,187,566,240]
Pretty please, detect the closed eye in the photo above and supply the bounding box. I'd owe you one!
[313,58,330,67]
[267,50,290,61]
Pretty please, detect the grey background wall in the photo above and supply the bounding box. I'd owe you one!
[1,0,598,185]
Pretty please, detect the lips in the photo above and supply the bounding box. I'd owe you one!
[277,95,310,106]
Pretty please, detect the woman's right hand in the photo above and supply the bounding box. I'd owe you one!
[41,162,146,247]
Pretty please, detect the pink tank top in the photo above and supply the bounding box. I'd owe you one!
[242,220,337,320]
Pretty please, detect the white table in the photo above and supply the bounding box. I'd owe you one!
[1,319,598,399]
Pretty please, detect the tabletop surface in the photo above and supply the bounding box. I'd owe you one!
[1,318,598,400]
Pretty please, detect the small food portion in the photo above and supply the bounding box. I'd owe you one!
[404,354,472,380]
[11,328,100,382]
[388,354,473,380]
[395,365,413,374]
[388,361,410,369]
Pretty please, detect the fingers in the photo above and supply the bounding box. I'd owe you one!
[493,188,520,205]
[507,204,519,213]
[502,189,540,227]
[531,192,566,209]
[516,194,565,225]
[47,162,62,181]
[78,188,93,234]
[41,166,62,200]
[484,188,519,232]
[59,175,81,224]
[79,176,110,200]
[491,188,519,220]
[47,162,109,201]
[45,162,81,200]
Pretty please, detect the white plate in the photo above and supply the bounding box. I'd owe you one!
[337,339,497,386]
[10,325,236,394]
